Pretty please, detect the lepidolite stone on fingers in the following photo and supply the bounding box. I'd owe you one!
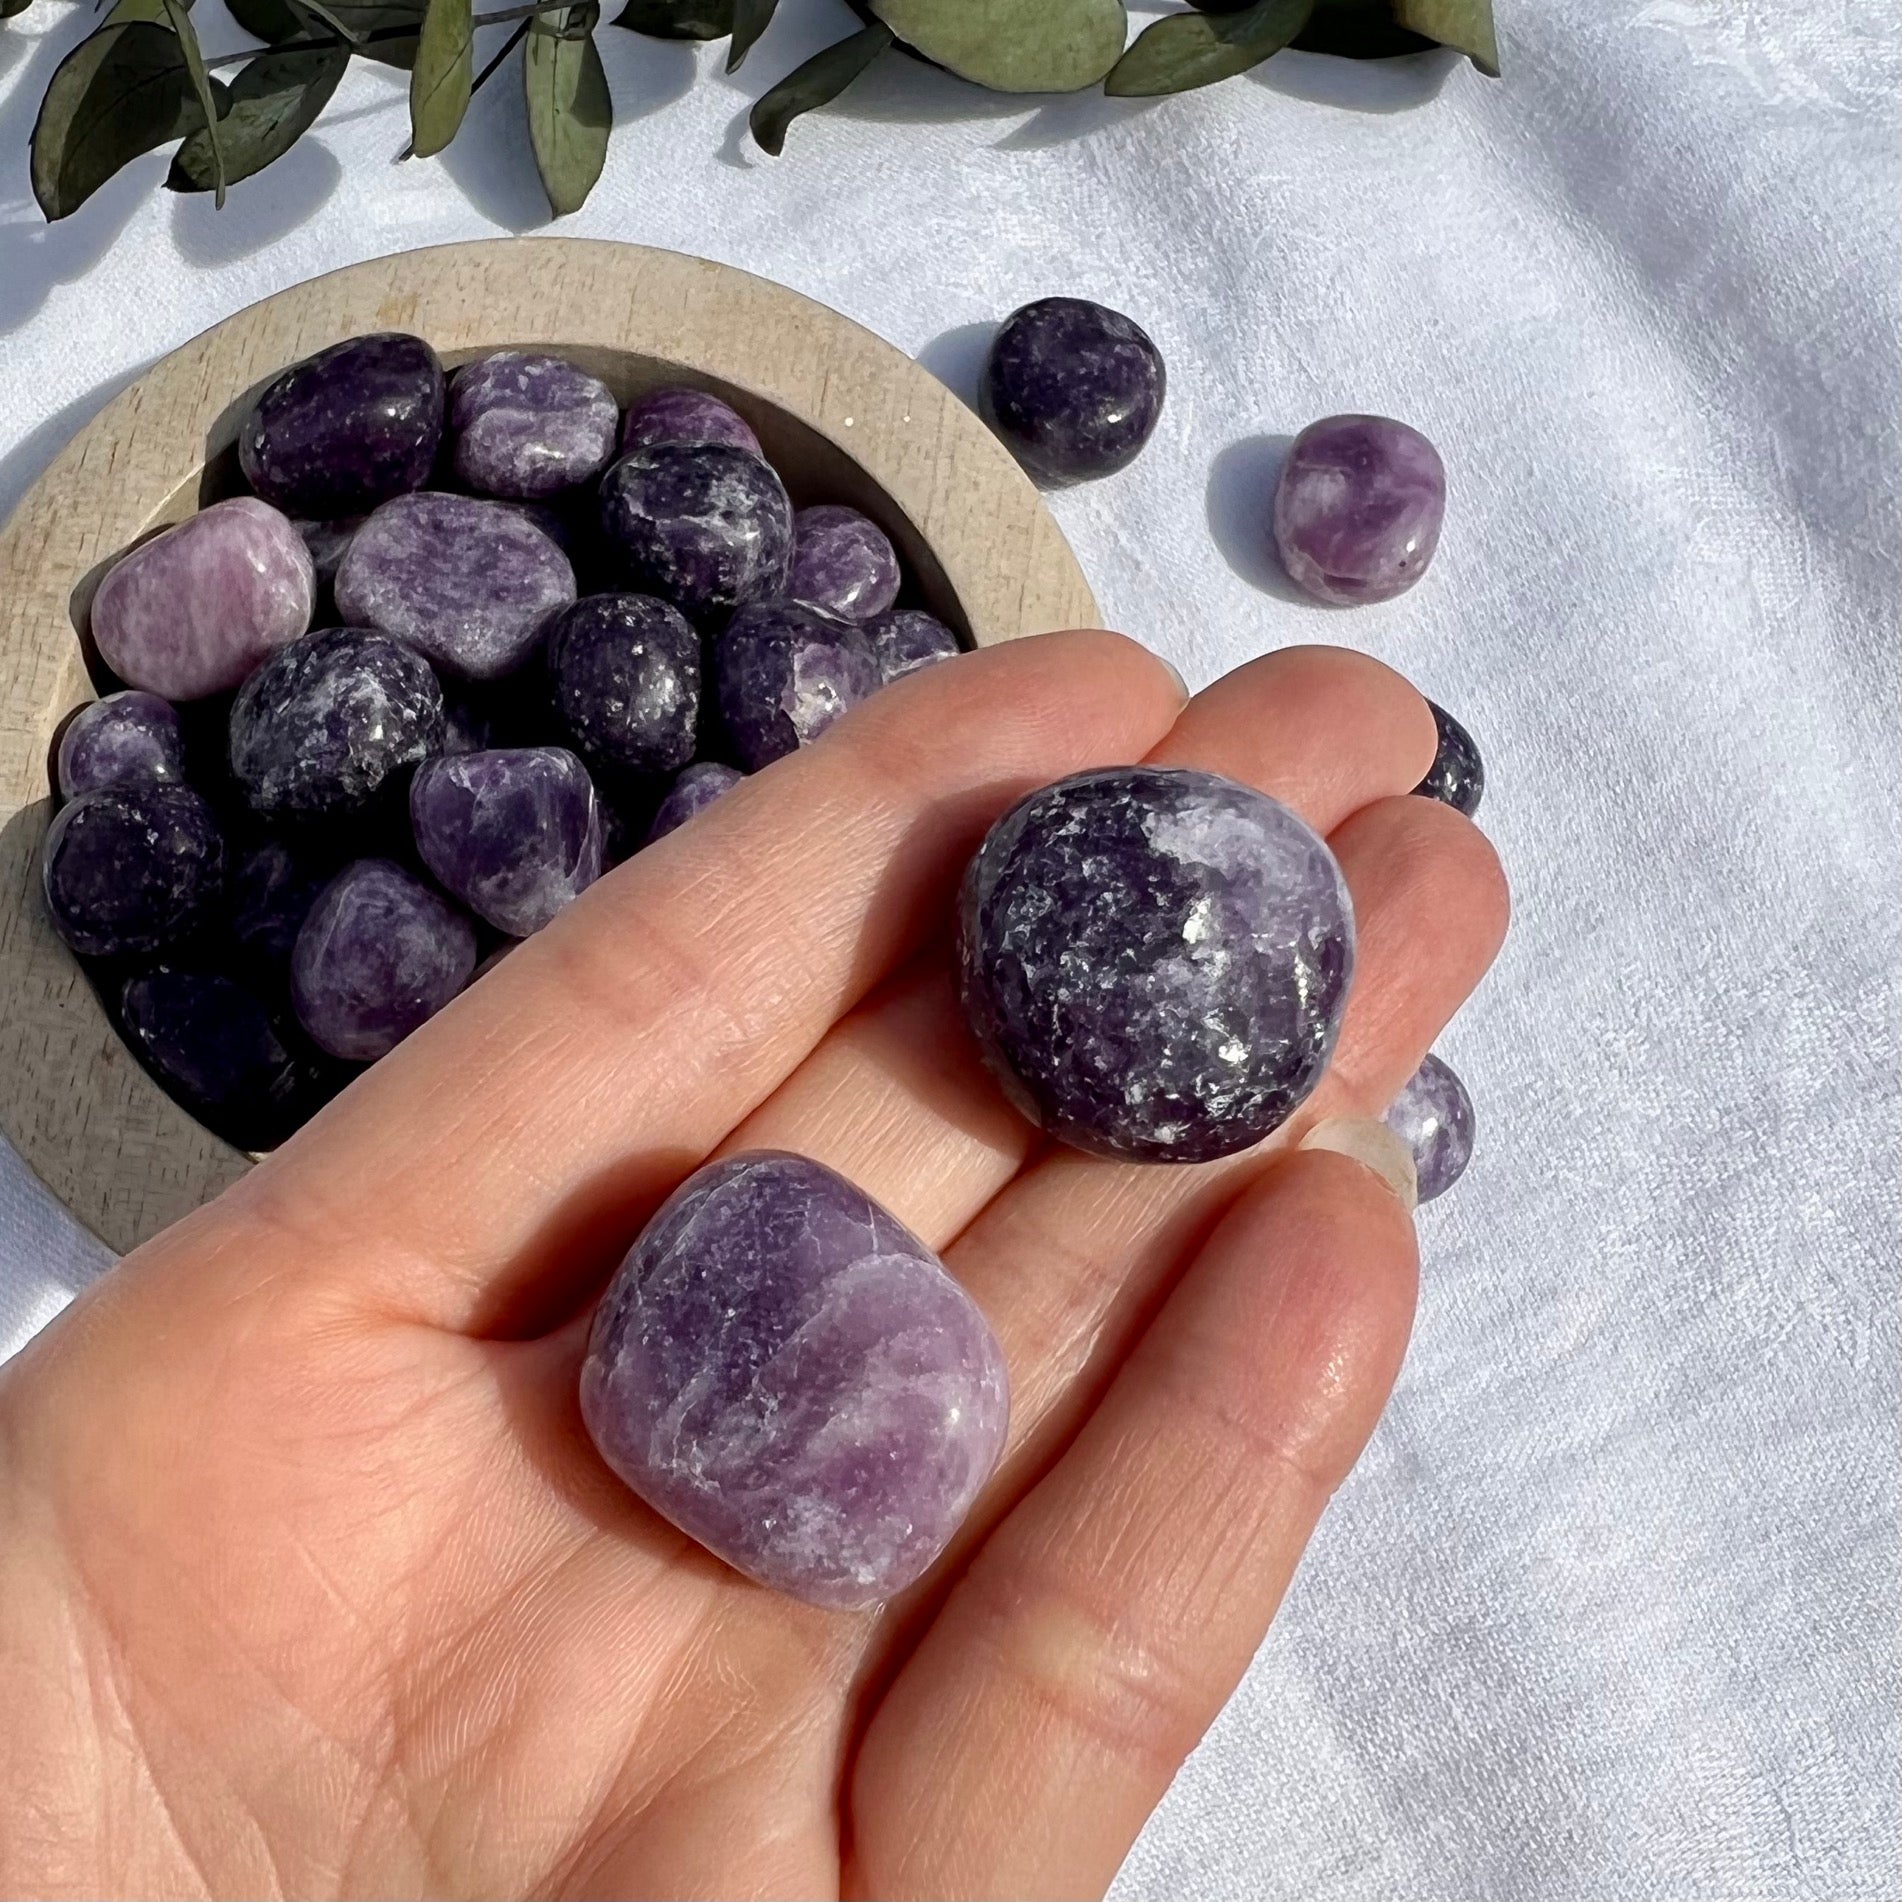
[1382,1052,1476,1203]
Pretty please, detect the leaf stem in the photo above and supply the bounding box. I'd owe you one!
[203,0,573,70]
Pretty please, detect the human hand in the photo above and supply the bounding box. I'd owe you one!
[0,633,1506,1900]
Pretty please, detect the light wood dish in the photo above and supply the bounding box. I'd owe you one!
[0,237,1098,1256]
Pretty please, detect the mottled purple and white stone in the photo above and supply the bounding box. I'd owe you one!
[580,1151,1010,1609]
[958,766,1354,1163]
[788,505,902,623]
[1382,1051,1476,1204]
[290,858,476,1061]
[1273,415,1446,606]
[410,746,604,938]
[620,387,762,458]
[335,491,576,682]
[1413,700,1484,818]
[644,761,744,844]
[41,783,225,960]
[56,692,184,801]
[91,498,315,701]
[450,351,620,500]
[544,593,701,777]
[866,608,961,685]
[713,600,881,771]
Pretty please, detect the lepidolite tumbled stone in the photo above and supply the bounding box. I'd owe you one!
[958,766,1354,1163]
[620,386,761,458]
[645,761,743,843]
[544,593,700,777]
[410,747,604,938]
[41,783,224,959]
[1413,700,1484,818]
[240,332,445,519]
[335,491,576,681]
[866,608,961,685]
[1273,414,1446,606]
[788,505,901,623]
[290,858,476,1061]
[228,626,445,820]
[598,443,793,625]
[450,351,619,500]
[91,498,315,701]
[227,840,328,968]
[293,516,363,592]
[1382,1051,1476,1203]
[56,692,184,801]
[580,1151,1009,1609]
[713,600,881,771]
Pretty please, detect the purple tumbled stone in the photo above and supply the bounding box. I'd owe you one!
[620,386,762,458]
[581,1151,1010,1609]
[240,332,445,519]
[598,443,793,626]
[56,691,184,801]
[335,491,576,682]
[410,746,604,938]
[713,600,881,771]
[866,608,961,686]
[958,766,1354,1163]
[293,516,364,592]
[544,593,701,777]
[290,858,476,1061]
[1273,414,1446,606]
[645,761,744,843]
[1412,700,1484,818]
[41,783,225,960]
[1383,1052,1476,1204]
[450,351,619,500]
[227,840,328,968]
[788,505,902,623]
[91,498,315,702]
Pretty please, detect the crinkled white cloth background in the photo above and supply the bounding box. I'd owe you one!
[0,2,1895,1893]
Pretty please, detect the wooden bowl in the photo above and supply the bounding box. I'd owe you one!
[0,238,1097,1255]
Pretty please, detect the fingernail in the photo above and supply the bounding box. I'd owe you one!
[1153,650,1190,701]
[1300,1117,1418,1214]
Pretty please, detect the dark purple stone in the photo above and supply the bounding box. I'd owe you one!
[1413,700,1484,817]
[228,626,445,820]
[56,691,184,801]
[450,351,620,500]
[620,387,762,458]
[335,491,577,682]
[981,297,1166,486]
[410,746,604,938]
[645,761,744,843]
[41,783,225,960]
[958,766,1355,1163]
[581,1150,1010,1609]
[293,516,364,592]
[1273,414,1446,606]
[544,593,701,777]
[290,858,476,1061]
[1383,1051,1476,1203]
[713,600,881,771]
[226,840,329,969]
[240,332,445,519]
[866,608,961,686]
[598,443,793,626]
[788,505,902,623]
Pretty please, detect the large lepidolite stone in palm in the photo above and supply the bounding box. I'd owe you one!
[56,692,184,800]
[1413,700,1484,817]
[1273,415,1446,606]
[713,601,880,771]
[581,1151,1009,1609]
[958,767,1354,1163]
[450,351,620,499]
[41,784,225,959]
[1382,1051,1476,1204]
[545,593,701,777]
[91,498,315,701]
[789,505,901,622]
[336,492,576,681]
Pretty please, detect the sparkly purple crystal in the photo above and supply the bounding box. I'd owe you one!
[580,1150,1010,1609]
[56,691,184,801]
[788,505,902,623]
[958,766,1354,1163]
[227,840,328,968]
[41,783,225,960]
[645,761,744,843]
[240,332,445,519]
[620,387,762,458]
[293,516,363,592]
[450,351,620,500]
[598,444,793,626]
[866,608,961,685]
[1383,1052,1476,1203]
[90,498,315,701]
[410,747,604,938]
[335,491,576,682]
[544,593,701,777]
[1413,700,1484,818]
[982,297,1166,486]
[290,858,476,1061]
[713,600,881,771]
[1273,415,1446,606]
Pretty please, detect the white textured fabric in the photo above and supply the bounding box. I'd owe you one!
[0,3,1895,1894]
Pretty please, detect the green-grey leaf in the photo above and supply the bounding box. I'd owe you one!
[749,20,889,154]
[410,0,473,156]
[868,0,1125,94]
[612,0,731,39]
[1396,0,1496,74]
[223,0,303,40]
[1291,0,1435,60]
[285,0,426,67]
[160,0,224,203]
[726,0,776,71]
[104,0,179,23]
[169,42,348,190]
[288,0,364,43]
[526,4,610,216]
[1105,0,1311,97]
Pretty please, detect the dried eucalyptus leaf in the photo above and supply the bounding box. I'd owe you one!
[613,0,731,39]
[869,0,1126,95]
[1396,0,1496,74]
[749,19,890,155]
[160,0,224,203]
[410,0,473,156]
[289,0,366,43]
[170,42,348,190]
[1292,1,1435,60]
[726,0,777,71]
[1106,0,1311,97]
[526,4,610,216]
[224,0,303,40]
[313,0,427,68]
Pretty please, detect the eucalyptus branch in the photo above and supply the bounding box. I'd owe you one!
[202,0,573,70]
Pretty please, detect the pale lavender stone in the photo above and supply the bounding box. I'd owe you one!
[290,858,476,1061]
[410,746,604,938]
[450,351,620,500]
[335,491,576,682]
[958,766,1355,1163]
[41,783,225,960]
[645,761,743,843]
[713,600,881,771]
[867,608,961,685]
[1273,414,1446,606]
[580,1151,1010,1609]
[91,497,316,701]
[293,517,364,592]
[544,594,701,777]
[620,387,762,458]
[56,692,184,801]
[1383,1052,1476,1203]
[788,505,902,623]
